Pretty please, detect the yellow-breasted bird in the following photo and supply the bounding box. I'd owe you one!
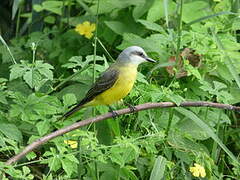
[62,46,156,119]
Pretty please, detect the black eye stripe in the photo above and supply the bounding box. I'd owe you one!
[132,51,145,57]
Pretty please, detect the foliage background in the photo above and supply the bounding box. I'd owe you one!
[0,0,240,179]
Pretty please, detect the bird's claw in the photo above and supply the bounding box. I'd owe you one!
[108,106,119,118]
[125,103,137,113]
[111,111,119,118]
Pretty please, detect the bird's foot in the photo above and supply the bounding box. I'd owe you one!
[125,103,137,113]
[111,111,119,118]
[108,106,119,118]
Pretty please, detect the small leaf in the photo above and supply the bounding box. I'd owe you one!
[10,64,27,80]
[12,0,22,20]
[213,81,227,91]
[42,1,63,15]
[105,21,133,35]
[35,61,54,80]
[22,166,31,175]
[167,94,184,106]
[26,152,37,161]
[62,56,83,69]
[0,123,23,142]
[61,158,75,176]
[33,4,44,12]
[63,93,77,107]
[44,16,56,24]
[36,120,50,136]
[133,0,155,19]
[0,91,8,104]
[65,154,79,164]
[120,167,138,180]
[182,1,209,23]
[137,19,166,33]
[150,155,167,180]
[23,70,33,88]
[147,0,176,22]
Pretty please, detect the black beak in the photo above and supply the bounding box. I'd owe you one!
[145,57,156,63]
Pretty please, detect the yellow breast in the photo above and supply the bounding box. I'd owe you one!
[90,64,138,106]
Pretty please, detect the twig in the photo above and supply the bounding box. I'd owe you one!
[6,101,240,165]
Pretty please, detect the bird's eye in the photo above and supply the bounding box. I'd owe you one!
[138,52,144,57]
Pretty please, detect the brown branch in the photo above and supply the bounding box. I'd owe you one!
[6,101,240,165]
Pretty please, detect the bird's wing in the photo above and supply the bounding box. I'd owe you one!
[80,67,120,105]
[62,67,119,119]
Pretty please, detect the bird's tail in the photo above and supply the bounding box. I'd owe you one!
[60,104,85,120]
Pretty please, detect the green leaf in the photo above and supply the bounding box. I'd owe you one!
[216,62,233,82]
[26,152,37,161]
[118,33,165,56]
[120,167,138,180]
[137,19,166,33]
[12,0,22,20]
[0,35,16,64]
[65,154,79,164]
[168,129,210,153]
[176,108,239,165]
[212,31,240,88]
[105,21,135,35]
[42,1,63,15]
[213,81,227,91]
[62,56,83,69]
[182,1,209,23]
[33,4,44,12]
[35,61,54,80]
[133,0,155,19]
[230,85,240,104]
[0,91,8,104]
[188,11,234,26]
[23,69,33,88]
[42,0,63,7]
[33,103,58,116]
[110,144,139,167]
[9,64,27,81]
[63,93,77,107]
[22,166,31,175]
[89,0,140,15]
[150,155,166,180]
[166,94,184,106]
[0,123,23,142]
[61,158,75,176]
[176,119,209,140]
[44,16,56,24]
[137,72,149,84]
[36,120,50,136]
[147,0,176,22]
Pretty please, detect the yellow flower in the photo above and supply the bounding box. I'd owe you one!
[189,163,206,178]
[75,21,96,39]
[64,140,78,149]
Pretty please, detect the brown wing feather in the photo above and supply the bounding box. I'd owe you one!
[62,67,119,119]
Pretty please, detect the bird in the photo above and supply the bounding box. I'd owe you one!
[62,46,156,119]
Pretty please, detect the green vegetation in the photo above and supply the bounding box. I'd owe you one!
[0,0,240,179]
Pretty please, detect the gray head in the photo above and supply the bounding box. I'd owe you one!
[117,46,156,65]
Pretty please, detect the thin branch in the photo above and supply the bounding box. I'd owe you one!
[6,101,240,165]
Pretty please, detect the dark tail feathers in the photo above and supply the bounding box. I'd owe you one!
[61,104,84,120]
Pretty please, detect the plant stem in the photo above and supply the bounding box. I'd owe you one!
[166,108,174,137]
[0,35,17,64]
[97,37,114,62]
[46,65,89,95]
[176,0,183,63]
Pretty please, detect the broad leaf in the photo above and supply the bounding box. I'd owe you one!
[0,123,23,142]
